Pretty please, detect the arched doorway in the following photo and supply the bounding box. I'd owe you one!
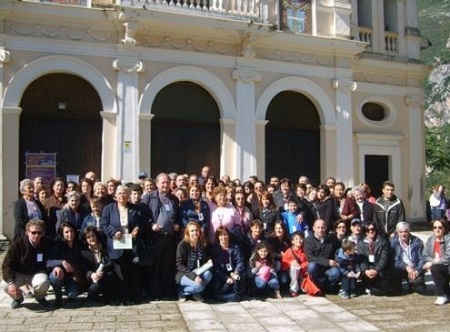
[265,91,321,184]
[19,73,102,181]
[151,81,220,176]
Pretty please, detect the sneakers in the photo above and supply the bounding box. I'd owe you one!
[290,291,298,298]
[11,297,24,309]
[350,293,357,299]
[178,294,187,302]
[434,296,449,306]
[338,289,350,299]
[37,297,49,307]
[365,288,371,296]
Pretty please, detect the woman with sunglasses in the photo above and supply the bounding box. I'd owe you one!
[357,221,390,296]
[423,218,450,305]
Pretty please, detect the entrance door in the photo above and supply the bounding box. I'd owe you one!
[151,81,220,177]
[364,155,389,197]
[19,74,102,181]
[265,91,321,184]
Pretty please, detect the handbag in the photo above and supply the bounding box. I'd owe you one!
[132,233,156,267]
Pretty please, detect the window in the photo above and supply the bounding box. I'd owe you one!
[361,102,386,121]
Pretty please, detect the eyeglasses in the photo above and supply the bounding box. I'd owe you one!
[434,226,444,230]
[366,228,376,232]
[30,231,43,235]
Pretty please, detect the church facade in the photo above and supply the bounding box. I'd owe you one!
[0,0,428,240]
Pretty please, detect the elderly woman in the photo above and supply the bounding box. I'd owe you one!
[47,222,85,308]
[423,218,450,305]
[13,179,47,240]
[180,184,210,234]
[44,177,67,239]
[390,222,425,294]
[100,185,143,305]
[211,226,246,301]
[208,186,241,244]
[175,221,212,302]
[56,191,82,234]
[80,226,117,303]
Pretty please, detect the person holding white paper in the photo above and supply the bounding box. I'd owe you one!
[175,221,212,302]
[101,185,143,305]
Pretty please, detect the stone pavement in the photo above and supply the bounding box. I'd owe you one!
[0,229,445,332]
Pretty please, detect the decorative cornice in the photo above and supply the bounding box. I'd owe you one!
[139,113,155,121]
[0,49,11,63]
[121,21,138,48]
[332,79,357,93]
[404,95,424,107]
[112,58,145,73]
[232,69,262,83]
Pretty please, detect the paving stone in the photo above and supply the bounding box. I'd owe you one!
[181,309,217,320]
[225,322,265,331]
[256,314,298,327]
[283,309,321,320]
[45,322,94,330]
[265,326,307,332]
[219,312,257,324]
[185,318,226,330]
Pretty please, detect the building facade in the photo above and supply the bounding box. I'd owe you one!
[0,0,428,241]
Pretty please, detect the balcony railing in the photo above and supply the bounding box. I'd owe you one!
[357,26,372,50]
[25,0,262,21]
[384,31,398,54]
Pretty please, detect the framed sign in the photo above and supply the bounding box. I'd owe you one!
[25,152,57,184]
[281,0,312,34]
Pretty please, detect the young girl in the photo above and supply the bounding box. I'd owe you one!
[281,231,309,297]
[248,241,282,299]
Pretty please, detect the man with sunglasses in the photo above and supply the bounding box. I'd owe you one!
[1,219,52,308]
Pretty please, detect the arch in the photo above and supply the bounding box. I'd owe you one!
[139,66,236,119]
[256,76,335,126]
[3,55,117,113]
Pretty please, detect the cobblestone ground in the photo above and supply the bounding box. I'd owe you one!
[0,229,446,331]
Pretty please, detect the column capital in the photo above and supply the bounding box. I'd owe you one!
[100,111,117,120]
[2,107,22,115]
[0,49,10,64]
[404,95,424,107]
[332,79,357,93]
[232,69,261,83]
[219,118,236,125]
[256,119,269,127]
[112,58,145,73]
[139,113,155,121]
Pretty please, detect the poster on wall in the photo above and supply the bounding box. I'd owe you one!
[281,0,312,34]
[25,152,57,185]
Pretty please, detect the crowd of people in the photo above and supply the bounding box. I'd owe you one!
[2,166,449,310]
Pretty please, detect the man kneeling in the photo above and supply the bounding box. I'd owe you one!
[1,220,52,308]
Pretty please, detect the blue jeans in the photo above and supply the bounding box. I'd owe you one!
[49,273,81,299]
[307,262,341,290]
[179,270,213,296]
[254,273,280,291]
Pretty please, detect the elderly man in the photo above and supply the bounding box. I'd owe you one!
[1,220,52,308]
[304,219,341,293]
[390,221,425,293]
[140,173,181,300]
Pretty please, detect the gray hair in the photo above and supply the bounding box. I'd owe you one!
[67,191,80,201]
[19,179,33,194]
[351,186,364,196]
[396,221,410,232]
[115,185,130,195]
[93,182,106,192]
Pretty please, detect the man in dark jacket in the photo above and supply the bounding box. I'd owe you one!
[373,181,405,238]
[304,219,341,292]
[1,220,52,308]
[390,221,425,293]
[140,172,180,299]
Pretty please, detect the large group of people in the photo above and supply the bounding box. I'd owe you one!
[2,167,449,310]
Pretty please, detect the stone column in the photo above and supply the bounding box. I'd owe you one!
[371,0,384,53]
[0,49,12,246]
[332,79,356,186]
[402,0,421,60]
[396,0,407,57]
[320,124,337,182]
[331,0,352,39]
[219,118,236,180]
[139,113,154,178]
[405,95,425,221]
[255,120,268,181]
[111,58,144,182]
[100,111,118,181]
[232,69,261,180]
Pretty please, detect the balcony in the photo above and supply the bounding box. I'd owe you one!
[357,26,372,50]
[26,0,263,21]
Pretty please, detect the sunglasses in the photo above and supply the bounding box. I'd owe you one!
[434,226,444,230]
[366,228,376,232]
